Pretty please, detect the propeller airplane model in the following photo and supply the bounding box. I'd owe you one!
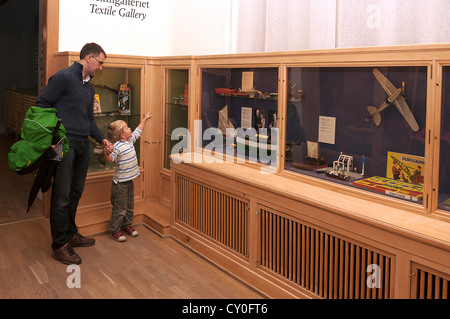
[367,68,419,132]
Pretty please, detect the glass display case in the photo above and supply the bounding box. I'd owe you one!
[285,66,427,204]
[164,69,189,170]
[200,67,279,167]
[89,67,142,173]
[440,66,450,212]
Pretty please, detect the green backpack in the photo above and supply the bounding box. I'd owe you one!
[8,106,69,212]
[8,106,69,173]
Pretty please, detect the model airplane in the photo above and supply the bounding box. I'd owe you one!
[367,68,419,132]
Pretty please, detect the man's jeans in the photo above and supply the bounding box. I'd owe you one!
[109,180,134,234]
[50,140,91,250]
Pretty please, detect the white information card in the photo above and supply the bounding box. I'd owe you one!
[318,116,336,145]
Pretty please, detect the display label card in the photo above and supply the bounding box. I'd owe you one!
[242,72,254,91]
[241,107,252,129]
[318,116,336,144]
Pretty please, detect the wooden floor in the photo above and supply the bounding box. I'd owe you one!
[0,217,265,299]
[0,135,264,299]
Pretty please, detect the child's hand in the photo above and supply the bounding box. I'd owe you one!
[144,111,152,120]
[137,111,153,131]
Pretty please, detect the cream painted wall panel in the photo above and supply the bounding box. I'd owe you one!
[58,0,171,56]
[336,0,450,48]
[58,0,450,57]
[169,0,233,56]
[264,0,336,51]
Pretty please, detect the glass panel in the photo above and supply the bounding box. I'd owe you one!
[201,68,278,167]
[439,66,450,211]
[165,69,189,169]
[89,67,141,173]
[286,66,427,204]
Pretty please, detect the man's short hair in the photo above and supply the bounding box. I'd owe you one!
[80,43,107,60]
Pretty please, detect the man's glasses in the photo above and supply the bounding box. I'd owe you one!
[91,55,104,66]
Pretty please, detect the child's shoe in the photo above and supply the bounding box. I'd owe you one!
[122,226,138,237]
[111,231,126,242]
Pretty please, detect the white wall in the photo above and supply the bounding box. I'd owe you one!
[58,0,450,57]
[59,0,171,56]
[169,0,234,56]
[58,0,233,56]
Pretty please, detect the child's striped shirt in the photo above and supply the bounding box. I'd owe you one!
[110,128,142,184]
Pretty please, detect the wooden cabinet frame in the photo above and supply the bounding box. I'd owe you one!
[41,5,449,297]
[184,45,450,220]
[167,45,450,299]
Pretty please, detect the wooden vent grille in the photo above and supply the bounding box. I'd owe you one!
[4,90,37,134]
[259,206,392,299]
[411,263,449,299]
[175,175,249,257]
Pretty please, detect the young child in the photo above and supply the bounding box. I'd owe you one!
[104,111,152,242]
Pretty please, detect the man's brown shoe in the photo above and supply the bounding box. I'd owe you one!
[52,243,82,265]
[68,233,95,247]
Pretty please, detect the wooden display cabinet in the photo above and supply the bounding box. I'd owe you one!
[153,57,196,208]
[43,46,449,299]
[167,45,450,299]
[39,3,447,298]
[164,68,189,170]
[200,67,279,168]
[438,64,450,214]
[284,66,427,205]
[185,46,450,219]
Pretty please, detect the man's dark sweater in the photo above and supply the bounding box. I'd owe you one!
[36,62,105,143]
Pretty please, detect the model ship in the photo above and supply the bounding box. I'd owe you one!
[218,105,236,136]
[291,141,326,170]
[304,141,326,166]
[215,88,274,99]
[215,88,248,97]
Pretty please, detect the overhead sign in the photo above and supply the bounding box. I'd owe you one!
[88,0,150,21]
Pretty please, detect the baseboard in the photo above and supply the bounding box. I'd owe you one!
[76,200,171,237]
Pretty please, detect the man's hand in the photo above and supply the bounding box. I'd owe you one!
[102,139,113,155]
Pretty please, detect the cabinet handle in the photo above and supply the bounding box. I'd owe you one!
[145,140,161,144]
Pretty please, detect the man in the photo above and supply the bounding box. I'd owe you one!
[36,43,112,265]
